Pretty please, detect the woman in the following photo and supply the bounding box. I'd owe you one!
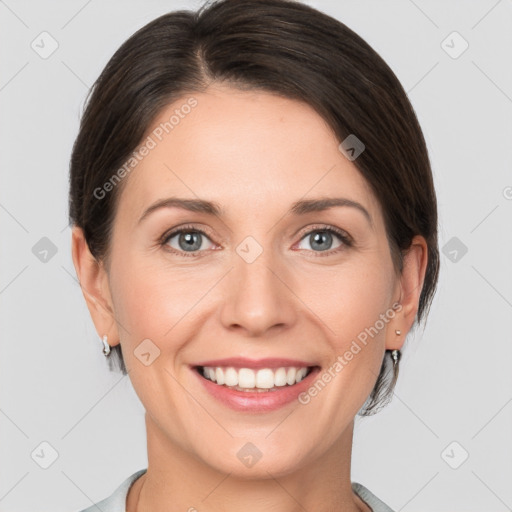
[69,0,439,510]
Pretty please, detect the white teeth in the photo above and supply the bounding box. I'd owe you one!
[201,366,312,390]
[295,367,308,383]
[224,367,238,387]
[255,369,274,389]
[215,367,225,385]
[286,367,297,385]
[206,367,216,381]
[239,368,256,388]
[274,367,288,386]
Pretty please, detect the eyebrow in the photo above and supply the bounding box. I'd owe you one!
[137,196,373,226]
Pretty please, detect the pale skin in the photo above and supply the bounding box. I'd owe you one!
[72,84,428,512]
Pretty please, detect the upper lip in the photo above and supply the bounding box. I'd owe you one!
[192,357,318,370]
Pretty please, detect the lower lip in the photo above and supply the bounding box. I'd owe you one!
[192,366,321,413]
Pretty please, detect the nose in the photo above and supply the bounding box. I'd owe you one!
[219,249,298,337]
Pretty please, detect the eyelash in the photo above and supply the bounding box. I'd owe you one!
[159,223,353,258]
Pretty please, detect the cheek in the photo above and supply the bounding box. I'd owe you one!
[108,255,203,428]
[301,257,394,343]
[300,264,394,411]
[109,253,206,339]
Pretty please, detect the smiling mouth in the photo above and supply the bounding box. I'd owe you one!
[195,365,318,392]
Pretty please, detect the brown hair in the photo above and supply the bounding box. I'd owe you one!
[68,0,439,415]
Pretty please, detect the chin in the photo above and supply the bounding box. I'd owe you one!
[193,436,315,480]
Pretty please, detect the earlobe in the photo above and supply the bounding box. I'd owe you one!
[71,226,120,348]
[386,235,428,350]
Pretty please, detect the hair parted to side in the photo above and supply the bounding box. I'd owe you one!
[68,0,439,415]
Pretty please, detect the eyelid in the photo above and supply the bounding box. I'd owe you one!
[159,223,217,256]
[295,223,353,245]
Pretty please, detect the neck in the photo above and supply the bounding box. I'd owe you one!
[127,413,369,512]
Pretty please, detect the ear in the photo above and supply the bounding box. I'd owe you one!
[71,226,120,348]
[386,235,429,351]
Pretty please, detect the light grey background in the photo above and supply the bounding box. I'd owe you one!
[1,1,511,511]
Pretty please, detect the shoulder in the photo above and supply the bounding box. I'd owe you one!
[351,482,395,512]
[76,469,148,512]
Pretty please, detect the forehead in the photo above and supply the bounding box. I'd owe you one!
[117,84,381,226]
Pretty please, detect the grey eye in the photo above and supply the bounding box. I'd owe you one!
[297,229,344,252]
[165,230,214,253]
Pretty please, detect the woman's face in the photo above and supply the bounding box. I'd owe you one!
[79,84,415,477]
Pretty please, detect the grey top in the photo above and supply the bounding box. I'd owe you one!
[78,469,395,512]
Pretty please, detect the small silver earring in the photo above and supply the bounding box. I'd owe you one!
[101,335,111,356]
[391,329,401,365]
